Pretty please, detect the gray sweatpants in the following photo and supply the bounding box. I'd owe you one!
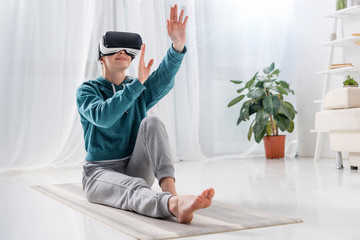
[82,116,175,218]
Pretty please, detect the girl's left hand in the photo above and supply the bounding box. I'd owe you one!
[167,4,188,52]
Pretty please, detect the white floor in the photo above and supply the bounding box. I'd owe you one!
[1,157,359,240]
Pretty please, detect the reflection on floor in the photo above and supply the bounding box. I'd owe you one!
[1,157,359,240]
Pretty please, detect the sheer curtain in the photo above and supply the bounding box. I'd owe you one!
[0,0,94,171]
[195,0,297,157]
[0,0,304,172]
[0,0,203,171]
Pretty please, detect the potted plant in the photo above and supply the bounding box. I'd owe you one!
[336,0,347,10]
[343,75,358,87]
[227,62,297,159]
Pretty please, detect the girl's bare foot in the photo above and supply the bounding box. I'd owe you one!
[168,188,215,223]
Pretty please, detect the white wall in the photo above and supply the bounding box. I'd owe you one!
[294,0,360,158]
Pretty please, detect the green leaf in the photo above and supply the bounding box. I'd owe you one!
[274,114,290,131]
[237,100,252,125]
[252,71,259,80]
[237,115,242,125]
[266,121,273,136]
[282,87,294,95]
[264,82,274,88]
[255,108,269,128]
[230,80,243,84]
[279,101,293,120]
[270,69,280,76]
[240,105,250,121]
[279,80,290,89]
[242,99,253,108]
[245,77,256,88]
[237,87,246,94]
[255,81,264,88]
[263,95,280,115]
[228,95,245,107]
[283,101,297,118]
[263,67,270,74]
[249,102,262,116]
[253,123,267,143]
[287,120,295,133]
[275,85,288,95]
[244,72,259,88]
[247,88,266,99]
[269,63,275,72]
[248,126,253,141]
[248,120,255,141]
[283,101,295,108]
[256,76,267,81]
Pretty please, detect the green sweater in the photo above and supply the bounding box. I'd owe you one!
[76,46,187,161]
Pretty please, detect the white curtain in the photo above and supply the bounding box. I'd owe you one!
[0,0,204,172]
[0,0,307,172]
[195,0,297,157]
[0,0,93,171]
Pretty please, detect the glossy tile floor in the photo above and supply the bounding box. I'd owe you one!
[1,157,359,240]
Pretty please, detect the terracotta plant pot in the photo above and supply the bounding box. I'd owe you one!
[263,135,286,159]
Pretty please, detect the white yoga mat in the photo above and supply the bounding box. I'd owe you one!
[32,183,302,240]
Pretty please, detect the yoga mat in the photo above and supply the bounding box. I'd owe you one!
[32,183,302,240]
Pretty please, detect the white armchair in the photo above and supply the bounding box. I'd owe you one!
[315,87,360,170]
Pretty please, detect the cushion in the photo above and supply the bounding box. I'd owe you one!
[315,108,360,130]
[323,87,360,110]
[329,130,360,152]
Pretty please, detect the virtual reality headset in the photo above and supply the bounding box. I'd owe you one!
[98,31,142,60]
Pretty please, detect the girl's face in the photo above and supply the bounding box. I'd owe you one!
[100,50,132,72]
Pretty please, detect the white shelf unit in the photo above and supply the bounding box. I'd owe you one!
[313,6,360,161]
[311,129,329,133]
[322,36,360,46]
[316,66,360,74]
[313,99,323,104]
[326,5,360,18]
